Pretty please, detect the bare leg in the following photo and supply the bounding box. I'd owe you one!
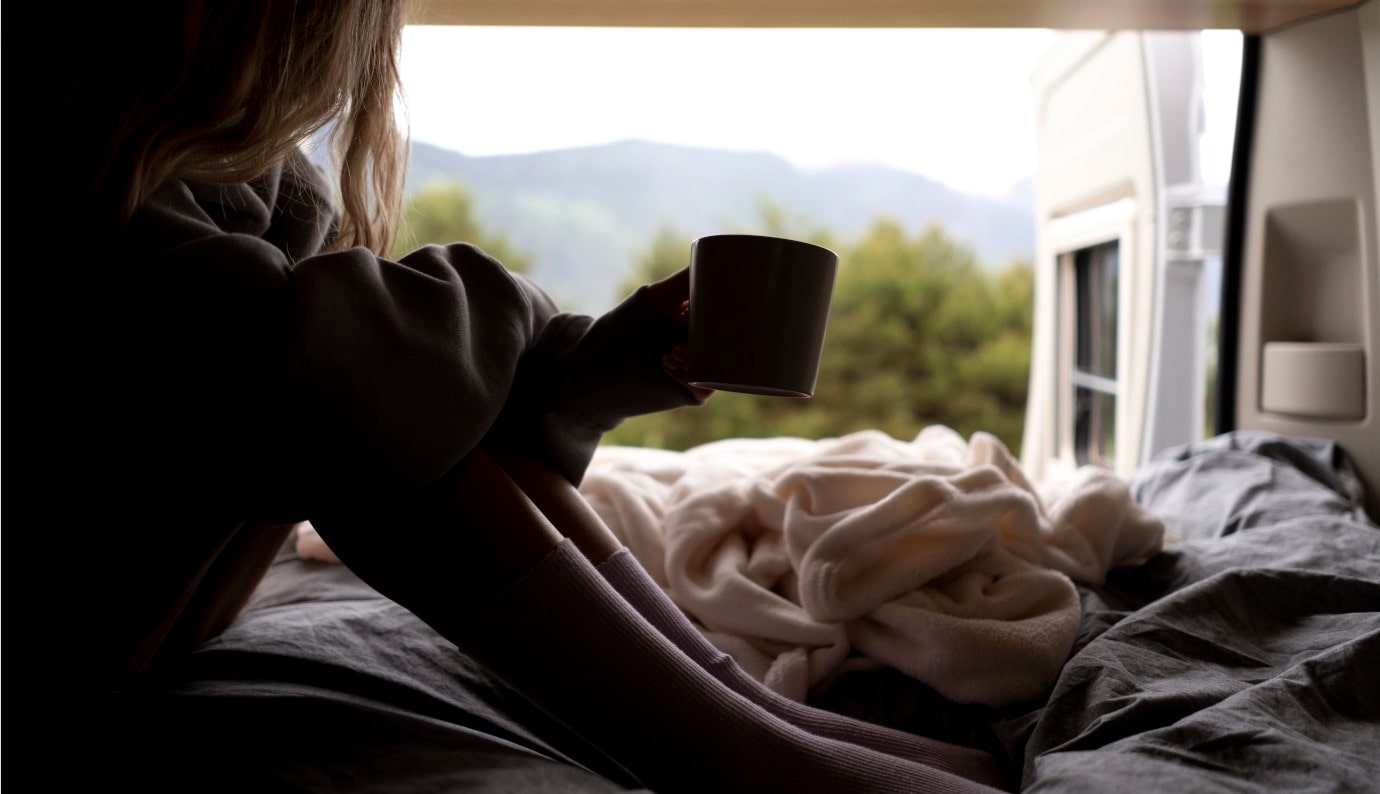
[485,445,623,563]
[310,448,563,620]
[154,522,298,663]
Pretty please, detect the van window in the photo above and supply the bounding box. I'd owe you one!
[1069,240,1119,467]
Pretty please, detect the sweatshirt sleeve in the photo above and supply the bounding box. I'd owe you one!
[108,171,563,519]
[486,279,702,484]
[245,151,703,487]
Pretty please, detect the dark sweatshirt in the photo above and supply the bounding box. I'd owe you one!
[52,147,698,692]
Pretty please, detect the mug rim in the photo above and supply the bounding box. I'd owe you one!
[690,233,837,259]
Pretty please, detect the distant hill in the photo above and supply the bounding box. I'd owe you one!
[407,139,1034,313]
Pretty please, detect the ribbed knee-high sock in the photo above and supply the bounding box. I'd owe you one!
[458,540,1006,794]
[597,548,1013,791]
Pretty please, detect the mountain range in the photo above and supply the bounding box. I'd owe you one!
[407,139,1035,313]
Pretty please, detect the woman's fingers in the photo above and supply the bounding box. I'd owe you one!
[645,267,692,323]
[663,345,715,403]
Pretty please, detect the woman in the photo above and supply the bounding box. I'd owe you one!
[32,2,1010,791]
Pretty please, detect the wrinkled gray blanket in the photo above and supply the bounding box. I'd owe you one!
[109,432,1380,792]
[1001,432,1380,792]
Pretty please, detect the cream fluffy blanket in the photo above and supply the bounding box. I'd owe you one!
[298,426,1164,708]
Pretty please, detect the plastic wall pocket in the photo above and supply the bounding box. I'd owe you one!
[1260,342,1367,420]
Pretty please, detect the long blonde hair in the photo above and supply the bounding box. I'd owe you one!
[60,1,409,254]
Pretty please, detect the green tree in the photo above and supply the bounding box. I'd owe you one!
[391,180,532,272]
[605,214,1035,453]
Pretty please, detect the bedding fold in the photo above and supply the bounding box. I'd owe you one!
[579,426,1164,707]
[297,425,1163,706]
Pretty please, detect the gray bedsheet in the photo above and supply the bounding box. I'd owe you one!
[110,539,650,792]
[1005,432,1380,792]
[114,431,1380,792]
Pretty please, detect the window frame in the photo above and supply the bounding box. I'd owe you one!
[1048,198,1137,470]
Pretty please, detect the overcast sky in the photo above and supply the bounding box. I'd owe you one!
[399,27,1241,198]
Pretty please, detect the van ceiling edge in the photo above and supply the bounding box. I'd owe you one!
[406,0,1361,34]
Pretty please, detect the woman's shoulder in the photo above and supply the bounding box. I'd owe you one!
[127,150,336,259]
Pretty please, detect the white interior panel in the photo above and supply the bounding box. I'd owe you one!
[1235,1,1380,520]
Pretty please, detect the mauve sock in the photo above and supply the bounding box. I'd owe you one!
[597,548,1013,791]
[458,540,1007,794]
